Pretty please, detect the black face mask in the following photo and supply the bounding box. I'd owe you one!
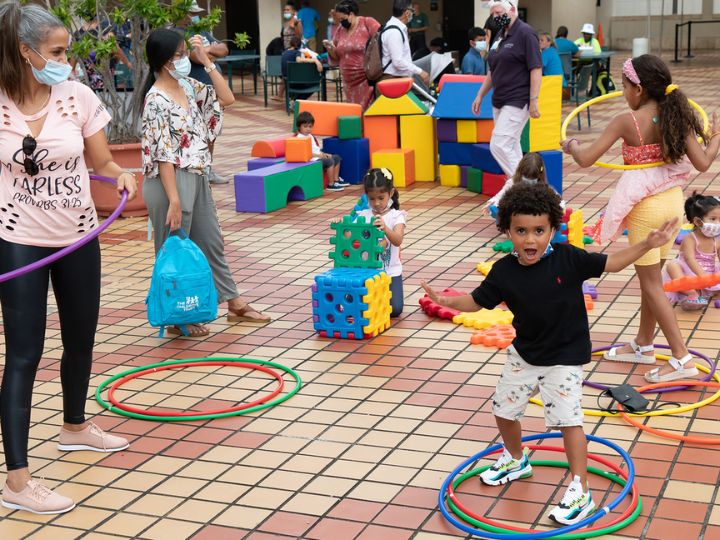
[340,18,351,29]
[494,14,511,29]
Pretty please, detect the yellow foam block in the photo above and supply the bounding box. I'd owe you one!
[362,272,392,337]
[453,309,514,330]
[365,94,428,117]
[457,120,478,144]
[476,261,495,275]
[568,209,585,249]
[529,75,562,152]
[400,115,437,182]
[439,164,461,187]
[372,148,415,188]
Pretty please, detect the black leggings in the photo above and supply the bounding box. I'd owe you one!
[0,238,100,471]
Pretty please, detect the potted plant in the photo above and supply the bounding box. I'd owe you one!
[48,0,249,216]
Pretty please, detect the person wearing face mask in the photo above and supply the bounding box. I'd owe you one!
[663,193,720,311]
[574,23,601,54]
[0,1,138,514]
[379,0,430,87]
[471,0,542,181]
[461,27,488,75]
[282,2,304,51]
[326,9,338,42]
[325,0,381,111]
[140,29,271,336]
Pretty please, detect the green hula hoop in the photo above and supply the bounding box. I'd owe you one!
[447,460,642,539]
[95,356,302,422]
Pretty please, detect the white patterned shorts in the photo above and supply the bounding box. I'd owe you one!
[492,346,584,428]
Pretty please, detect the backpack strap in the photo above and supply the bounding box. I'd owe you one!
[380,25,405,72]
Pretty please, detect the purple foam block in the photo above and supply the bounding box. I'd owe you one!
[247,157,284,171]
[715,299,720,308]
[234,161,312,213]
[582,282,597,299]
[460,165,469,188]
[436,119,458,142]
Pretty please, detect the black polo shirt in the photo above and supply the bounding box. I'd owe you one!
[487,19,542,109]
[471,244,607,366]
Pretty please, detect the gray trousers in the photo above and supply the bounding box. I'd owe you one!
[143,169,239,304]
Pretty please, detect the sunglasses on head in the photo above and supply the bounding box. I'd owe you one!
[22,135,39,176]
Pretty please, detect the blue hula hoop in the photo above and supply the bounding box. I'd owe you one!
[438,432,636,539]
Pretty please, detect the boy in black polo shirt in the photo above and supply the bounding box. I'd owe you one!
[422,184,677,525]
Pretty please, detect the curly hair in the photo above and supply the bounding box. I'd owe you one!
[684,191,720,222]
[497,183,563,233]
[629,55,706,163]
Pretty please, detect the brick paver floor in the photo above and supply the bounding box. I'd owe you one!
[1,50,719,539]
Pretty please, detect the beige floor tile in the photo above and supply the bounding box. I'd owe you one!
[347,481,403,503]
[96,513,158,536]
[282,492,338,515]
[663,480,715,503]
[237,487,294,509]
[213,506,272,529]
[168,499,228,522]
[126,494,184,516]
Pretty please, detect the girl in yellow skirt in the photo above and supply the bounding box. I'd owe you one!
[561,54,719,383]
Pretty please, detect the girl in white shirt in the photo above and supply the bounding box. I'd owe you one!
[357,168,407,317]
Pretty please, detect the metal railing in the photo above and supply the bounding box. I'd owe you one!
[673,20,720,63]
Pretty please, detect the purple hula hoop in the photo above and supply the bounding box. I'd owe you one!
[0,175,128,283]
[587,344,716,394]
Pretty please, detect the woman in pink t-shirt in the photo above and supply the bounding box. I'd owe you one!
[0,2,137,515]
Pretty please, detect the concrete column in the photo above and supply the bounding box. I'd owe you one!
[258,0,283,64]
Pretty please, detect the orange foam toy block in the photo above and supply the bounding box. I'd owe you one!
[285,137,312,163]
[584,294,594,311]
[470,325,516,348]
[438,74,486,93]
[295,100,362,137]
[364,116,399,155]
[663,272,720,292]
[477,120,494,143]
[251,138,286,158]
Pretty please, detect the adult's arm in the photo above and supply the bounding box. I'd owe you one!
[528,67,542,118]
[83,130,138,200]
[384,27,421,75]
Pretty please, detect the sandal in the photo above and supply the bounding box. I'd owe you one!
[680,295,708,311]
[228,303,271,324]
[603,338,655,364]
[166,324,210,337]
[644,353,699,383]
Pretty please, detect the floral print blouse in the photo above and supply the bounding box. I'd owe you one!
[141,77,222,177]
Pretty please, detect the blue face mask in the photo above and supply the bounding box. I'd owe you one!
[29,48,72,86]
[190,15,201,23]
[168,56,191,80]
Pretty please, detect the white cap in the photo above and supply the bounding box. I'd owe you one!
[581,23,595,34]
[188,1,204,13]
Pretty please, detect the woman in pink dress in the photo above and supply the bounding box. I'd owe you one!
[325,0,380,111]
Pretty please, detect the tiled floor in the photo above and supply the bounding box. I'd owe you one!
[1,51,720,539]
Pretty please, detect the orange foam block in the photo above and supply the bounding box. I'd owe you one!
[477,120,494,143]
[584,294,594,311]
[364,116,399,155]
[438,74,486,93]
[251,138,285,158]
[663,272,720,292]
[295,100,362,137]
[285,137,312,162]
[372,148,415,188]
[376,77,414,98]
[470,325,516,348]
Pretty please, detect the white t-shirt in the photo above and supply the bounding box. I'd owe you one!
[295,132,321,161]
[357,208,407,277]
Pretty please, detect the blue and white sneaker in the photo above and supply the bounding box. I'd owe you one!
[479,449,533,486]
[548,475,596,525]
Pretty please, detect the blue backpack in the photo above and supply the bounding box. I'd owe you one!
[146,229,218,337]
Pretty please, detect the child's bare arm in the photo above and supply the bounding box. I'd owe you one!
[421,281,482,312]
[605,218,679,272]
[685,113,720,172]
[680,234,707,276]
[380,222,405,247]
[561,114,629,168]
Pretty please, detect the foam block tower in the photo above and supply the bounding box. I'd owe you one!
[312,215,392,339]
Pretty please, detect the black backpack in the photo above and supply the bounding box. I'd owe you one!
[364,24,404,83]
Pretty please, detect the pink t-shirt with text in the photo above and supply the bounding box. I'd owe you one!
[0,80,111,247]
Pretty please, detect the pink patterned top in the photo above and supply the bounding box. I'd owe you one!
[600,111,690,243]
[333,17,381,111]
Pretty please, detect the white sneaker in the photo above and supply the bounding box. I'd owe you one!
[336,177,350,186]
[479,449,532,486]
[548,475,595,525]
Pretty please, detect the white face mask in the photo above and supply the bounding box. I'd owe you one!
[328,17,334,24]
[168,56,191,80]
[474,41,487,52]
[700,221,720,237]
[284,12,292,20]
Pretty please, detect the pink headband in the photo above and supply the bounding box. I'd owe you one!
[623,58,641,85]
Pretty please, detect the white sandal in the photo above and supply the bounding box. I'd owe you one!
[644,354,699,383]
[603,339,655,364]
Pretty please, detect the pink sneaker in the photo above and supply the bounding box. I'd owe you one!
[58,422,129,453]
[2,480,75,514]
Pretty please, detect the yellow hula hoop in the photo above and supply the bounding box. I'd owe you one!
[561,90,710,171]
[528,353,720,417]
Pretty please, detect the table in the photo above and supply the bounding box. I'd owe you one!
[574,51,616,98]
[216,54,261,95]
